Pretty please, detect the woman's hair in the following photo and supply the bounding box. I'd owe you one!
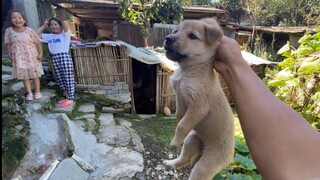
[7,9,27,27]
[49,17,63,27]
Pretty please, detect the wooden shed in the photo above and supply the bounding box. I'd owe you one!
[61,40,177,115]
[234,25,317,50]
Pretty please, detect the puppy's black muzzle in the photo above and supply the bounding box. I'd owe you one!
[165,37,174,45]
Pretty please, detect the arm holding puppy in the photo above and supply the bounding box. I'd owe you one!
[213,36,320,179]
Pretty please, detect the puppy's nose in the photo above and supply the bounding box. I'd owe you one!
[165,37,174,45]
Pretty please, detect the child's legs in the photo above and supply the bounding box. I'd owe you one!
[52,56,67,91]
[22,79,32,94]
[32,77,41,93]
[62,58,75,100]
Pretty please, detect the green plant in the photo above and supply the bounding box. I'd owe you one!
[213,133,262,180]
[267,29,320,129]
[2,58,12,67]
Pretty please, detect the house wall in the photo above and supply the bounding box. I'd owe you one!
[115,22,145,47]
[289,34,303,49]
[12,0,40,30]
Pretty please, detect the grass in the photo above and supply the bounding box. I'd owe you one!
[126,111,242,151]
[126,117,177,150]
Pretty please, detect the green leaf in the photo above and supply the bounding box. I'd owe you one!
[312,32,320,41]
[213,171,226,180]
[234,154,257,170]
[235,137,250,154]
[280,51,292,58]
[267,79,285,87]
[298,59,320,74]
[226,172,253,180]
[277,41,290,54]
[278,57,296,68]
[29,166,37,174]
[311,92,320,101]
[268,69,294,87]
[298,34,312,44]
[293,46,314,56]
[247,171,263,180]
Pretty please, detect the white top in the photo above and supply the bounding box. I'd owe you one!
[41,29,71,54]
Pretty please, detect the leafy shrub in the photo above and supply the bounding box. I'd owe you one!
[2,58,12,67]
[266,29,320,130]
[213,133,262,180]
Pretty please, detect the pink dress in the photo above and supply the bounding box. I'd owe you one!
[4,27,44,79]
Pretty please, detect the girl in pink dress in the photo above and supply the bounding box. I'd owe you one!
[4,10,44,101]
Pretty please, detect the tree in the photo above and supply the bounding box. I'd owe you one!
[117,0,153,46]
[214,0,246,24]
[259,0,320,26]
[151,0,189,24]
[117,0,188,47]
[300,0,320,26]
[191,0,215,6]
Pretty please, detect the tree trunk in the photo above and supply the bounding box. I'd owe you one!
[143,37,148,47]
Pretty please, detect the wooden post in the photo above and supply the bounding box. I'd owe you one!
[129,58,136,114]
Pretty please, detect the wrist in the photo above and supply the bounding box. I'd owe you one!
[219,59,253,91]
[219,58,248,80]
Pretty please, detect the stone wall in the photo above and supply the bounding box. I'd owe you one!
[75,81,130,95]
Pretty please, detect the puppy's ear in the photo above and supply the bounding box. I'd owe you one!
[204,24,223,45]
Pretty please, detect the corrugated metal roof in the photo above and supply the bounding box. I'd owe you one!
[234,25,317,34]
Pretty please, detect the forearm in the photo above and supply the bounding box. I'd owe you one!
[62,20,70,32]
[36,24,47,35]
[7,44,12,59]
[37,43,43,58]
[221,59,320,179]
[37,43,43,56]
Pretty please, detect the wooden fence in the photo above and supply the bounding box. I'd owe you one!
[149,23,176,47]
[116,22,176,48]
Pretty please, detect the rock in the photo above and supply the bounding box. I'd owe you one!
[102,107,116,113]
[2,84,15,97]
[71,153,95,173]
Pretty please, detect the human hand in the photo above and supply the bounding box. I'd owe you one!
[213,36,245,74]
[44,19,50,26]
[37,54,43,61]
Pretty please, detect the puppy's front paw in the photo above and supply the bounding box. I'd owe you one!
[164,158,188,169]
[163,159,178,168]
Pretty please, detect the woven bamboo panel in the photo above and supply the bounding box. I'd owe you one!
[71,45,131,85]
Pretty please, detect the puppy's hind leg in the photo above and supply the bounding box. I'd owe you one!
[164,130,203,169]
[188,145,228,180]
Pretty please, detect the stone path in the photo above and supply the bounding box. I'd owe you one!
[3,66,145,180]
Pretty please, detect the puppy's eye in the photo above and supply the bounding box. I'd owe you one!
[172,29,178,34]
[188,33,198,40]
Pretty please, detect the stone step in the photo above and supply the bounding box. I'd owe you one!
[9,88,145,180]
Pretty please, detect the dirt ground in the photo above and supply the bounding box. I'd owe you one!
[141,136,192,180]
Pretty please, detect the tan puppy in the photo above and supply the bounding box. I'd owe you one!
[163,18,235,180]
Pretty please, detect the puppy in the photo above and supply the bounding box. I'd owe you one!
[163,18,235,180]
